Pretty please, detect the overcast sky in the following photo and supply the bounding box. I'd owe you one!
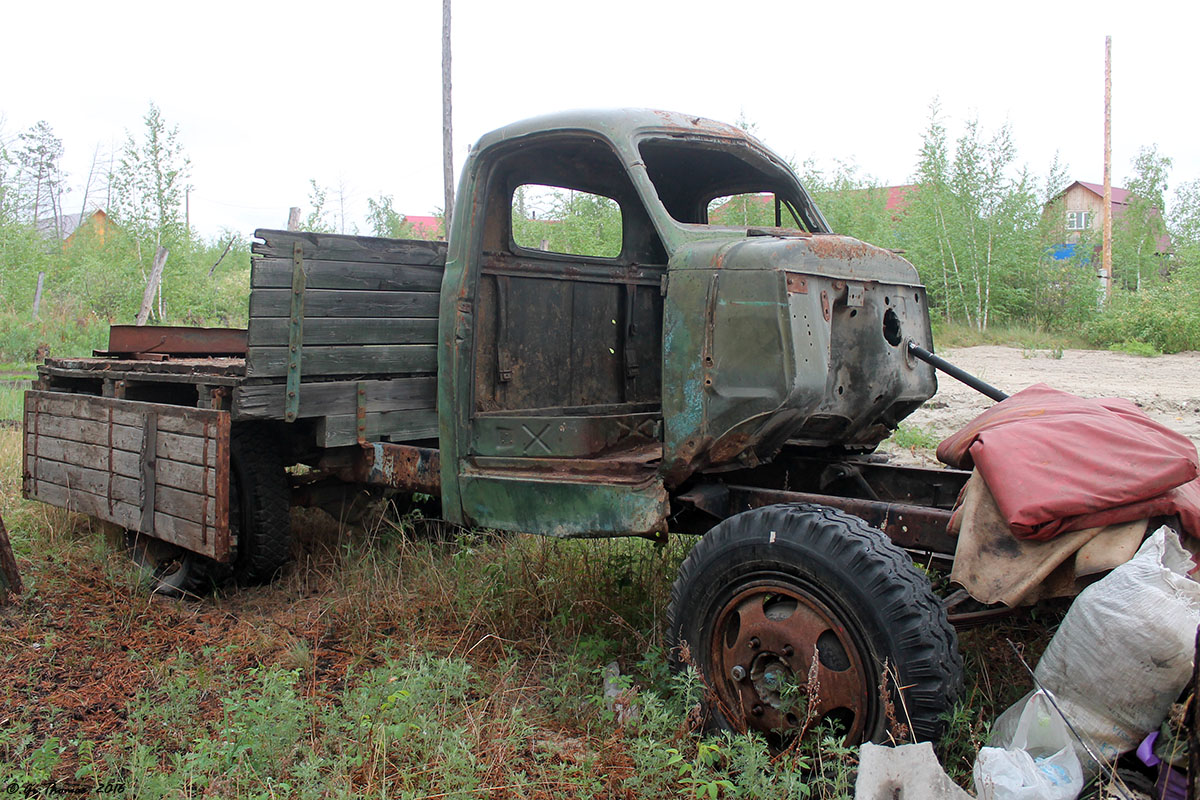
[3,0,1197,239]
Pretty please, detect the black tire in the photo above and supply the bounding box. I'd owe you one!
[125,531,228,598]
[228,425,292,584]
[667,503,962,744]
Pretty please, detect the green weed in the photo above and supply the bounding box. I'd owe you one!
[886,423,940,451]
[1109,340,1161,357]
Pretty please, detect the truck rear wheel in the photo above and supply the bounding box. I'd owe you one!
[123,426,290,595]
[126,532,227,597]
[667,503,961,744]
[227,425,291,584]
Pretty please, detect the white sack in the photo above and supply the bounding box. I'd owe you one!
[975,689,1083,800]
[990,526,1200,777]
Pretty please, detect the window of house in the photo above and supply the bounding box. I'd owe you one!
[511,184,623,258]
[1066,211,1092,231]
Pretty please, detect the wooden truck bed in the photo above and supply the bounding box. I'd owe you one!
[24,229,451,558]
[33,229,449,448]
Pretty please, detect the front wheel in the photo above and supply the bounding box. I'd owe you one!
[667,503,961,744]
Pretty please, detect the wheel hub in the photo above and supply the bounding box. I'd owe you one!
[710,583,872,741]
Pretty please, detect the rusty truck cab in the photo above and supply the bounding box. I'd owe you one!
[437,109,937,537]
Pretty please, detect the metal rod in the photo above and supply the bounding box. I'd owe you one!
[907,341,1009,402]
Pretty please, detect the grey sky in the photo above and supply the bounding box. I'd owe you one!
[4,0,1197,239]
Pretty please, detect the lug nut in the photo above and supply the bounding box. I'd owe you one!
[751,704,764,716]
[749,637,761,649]
[730,665,747,682]
[782,644,794,657]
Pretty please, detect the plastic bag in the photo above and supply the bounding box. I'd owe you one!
[990,526,1200,776]
[974,690,1084,800]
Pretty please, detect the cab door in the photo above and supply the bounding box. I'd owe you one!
[447,134,670,537]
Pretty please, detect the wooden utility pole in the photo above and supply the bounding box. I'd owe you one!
[287,206,301,232]
[441,0,455,234]
[1101,35,1113,304]
[136,246,169,326]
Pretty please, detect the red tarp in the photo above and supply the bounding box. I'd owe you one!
[937,384,1200,541]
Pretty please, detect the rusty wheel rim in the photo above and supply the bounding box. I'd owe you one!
[709,581,873,742]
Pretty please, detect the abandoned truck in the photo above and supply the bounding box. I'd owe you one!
[24,109,970,745]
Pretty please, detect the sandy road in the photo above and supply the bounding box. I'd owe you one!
[880,345,1200,463]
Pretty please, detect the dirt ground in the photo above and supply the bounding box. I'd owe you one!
[883,346,1200,464]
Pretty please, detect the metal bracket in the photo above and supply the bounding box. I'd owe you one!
[356,382,368,445]
[285,242,306,422]
[623,284,640,382]
[140,412,158,534]
[846,282,864,308]
[496,275,513,383]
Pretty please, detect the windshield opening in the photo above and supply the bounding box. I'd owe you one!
[638,137,825,232]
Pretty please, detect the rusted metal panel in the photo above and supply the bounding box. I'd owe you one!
[23,391,232,561]
[459,471,668,538]
[471,412,660,458]
[328,441,443,495]
[105,325,247,356]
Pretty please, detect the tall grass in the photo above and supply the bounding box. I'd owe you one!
[0,428,1056,798]
[931,321,1090,352]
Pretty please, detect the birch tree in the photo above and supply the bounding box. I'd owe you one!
[111,103,190,252]
[17,121,66,233]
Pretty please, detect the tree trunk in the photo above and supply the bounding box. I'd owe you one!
[441,0,455,234]
[31,271,44,322]
[0,513,22,605]
[136,246,169,326]
[287,207,301,231]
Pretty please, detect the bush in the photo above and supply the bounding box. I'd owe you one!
[1085,284,1200,354]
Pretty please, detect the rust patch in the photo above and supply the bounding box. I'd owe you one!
[650,110,746,138]
[105,325,247,357]
[339,442,442,495]
[820,290,831,322]
[708,432,753,465]
[785,272,809,294]
[805,235,877,263]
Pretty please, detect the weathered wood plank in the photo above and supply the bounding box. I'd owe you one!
[28,391,227,434]
[246,317,439,347]
[28,481,224,559]
[315,408,440,448]
[41,357,244,378]
[251,258,444,291]
[233,376,436,420]
[24,460,217,526]
[24,415,218,466]
[253,228,447,265]
[39,365,243,388]
[245,345,438,379]
[26,444,214,493]
[249,288,440,319]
